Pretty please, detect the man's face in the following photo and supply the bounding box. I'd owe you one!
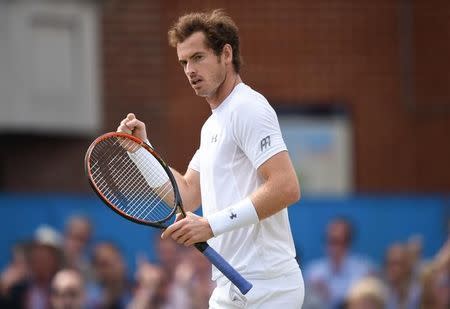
[93,244,125,284]
[326,222,350,261]
[177,31,227,98]
[65,219,91,256]
[50,270,85,309]
[385,245,409,284]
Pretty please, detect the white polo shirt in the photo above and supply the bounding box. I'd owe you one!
[188,83,299,281]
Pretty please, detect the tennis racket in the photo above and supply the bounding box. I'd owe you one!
[84,132,252,294]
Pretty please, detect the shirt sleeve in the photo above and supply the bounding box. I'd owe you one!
[232,99,287,169]
[188,149,200,172]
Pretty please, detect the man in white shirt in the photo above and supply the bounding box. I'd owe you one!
[304,218,374,309]
[117,9,304,308]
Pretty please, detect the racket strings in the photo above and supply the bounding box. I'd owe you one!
[126,153,174,219]
[89,137,176,223]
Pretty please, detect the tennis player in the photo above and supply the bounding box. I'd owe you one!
[117,9,304,308]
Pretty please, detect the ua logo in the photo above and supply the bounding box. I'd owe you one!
[211,134,218,143]
[260,135,271,152]
[229,211,237,220]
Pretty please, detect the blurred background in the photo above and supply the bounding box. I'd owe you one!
[0,0,449,308]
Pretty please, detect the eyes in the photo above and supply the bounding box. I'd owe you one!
[179,54,204,69]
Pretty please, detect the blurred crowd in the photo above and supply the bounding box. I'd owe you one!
[302,218,450,309]
[0,215,448,309]
[0,216,213,309]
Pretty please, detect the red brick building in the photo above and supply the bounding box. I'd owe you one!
[2,0,449,193]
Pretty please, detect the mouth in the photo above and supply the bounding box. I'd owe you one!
[190,78,202,88]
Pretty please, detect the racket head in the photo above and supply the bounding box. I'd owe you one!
[85,132,183,228]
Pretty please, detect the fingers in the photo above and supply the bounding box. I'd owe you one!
[116,113,148,142]
[161,213,213,246]
[161,220,182,239]
[117,117,133,134]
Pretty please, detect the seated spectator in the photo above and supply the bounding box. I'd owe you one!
[128,258,165,309]
[0,225,63,309]
[50,269,85,309]
[156,235,180,282]
[87,242,132,308]
[304,217,374,309]
[63,216,93,279]
[420,239,450,309]
[420,264,450,309]
[406,235,426,279]
[171,247,214,309]
[129,237,184,309]
[0,242,31,308]
[383,243,421,309]
[346,276,388,309]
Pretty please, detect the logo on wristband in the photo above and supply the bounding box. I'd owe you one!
[229,211,237,220]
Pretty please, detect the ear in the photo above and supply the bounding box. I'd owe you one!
[222,44,233,65]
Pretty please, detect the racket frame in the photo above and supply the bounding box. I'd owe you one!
[85,132,185,228]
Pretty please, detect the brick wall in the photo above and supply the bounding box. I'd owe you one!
[2,0,449,193]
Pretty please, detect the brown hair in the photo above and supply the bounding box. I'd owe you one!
[168,9,242,73]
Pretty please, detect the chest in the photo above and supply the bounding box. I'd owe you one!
[199,117,244,170]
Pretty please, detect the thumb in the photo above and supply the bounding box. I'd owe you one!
[127,113,136,121]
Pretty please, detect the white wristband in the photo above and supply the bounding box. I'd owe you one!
[207,197,259,237]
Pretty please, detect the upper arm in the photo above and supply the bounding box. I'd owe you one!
[257,151,300,201]
[249,151,300,220]
[258,151,296,182]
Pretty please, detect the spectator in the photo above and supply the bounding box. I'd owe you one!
[0,242,31,308]
[420,239,450,309]
[384,243,421,309]
[87,242,132,308]
[50,269,85,309]
[420,264,450,309]
[171,247,214,309]
[0,225,63,309]
[129,237,186,309]
[128,258,165,309]
[304,217,374,309]
[63,216,93,278]
[156,235,179,282]
[406,235,426,279]
[346,276,388,309]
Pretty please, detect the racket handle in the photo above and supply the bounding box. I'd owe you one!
[196,242,253,295]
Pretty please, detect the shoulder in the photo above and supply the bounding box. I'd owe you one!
[229,84,276,121]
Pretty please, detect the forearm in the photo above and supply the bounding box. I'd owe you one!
[250,176,300,220]
[170,168,201,212]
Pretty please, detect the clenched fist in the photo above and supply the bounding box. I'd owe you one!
[117,113,148,142]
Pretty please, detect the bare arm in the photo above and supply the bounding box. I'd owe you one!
[251,151,300,220]
[169,167,201,212]
[117,113,201,212]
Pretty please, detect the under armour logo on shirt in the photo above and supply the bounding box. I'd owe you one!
[260,135,271,152]
[211,134,218,143]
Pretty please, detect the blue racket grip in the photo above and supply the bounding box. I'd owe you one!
[201,244,253,295]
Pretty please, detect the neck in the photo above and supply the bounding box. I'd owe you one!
[206,71,241,109]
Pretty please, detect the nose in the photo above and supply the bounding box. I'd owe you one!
[185,61,196,76]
